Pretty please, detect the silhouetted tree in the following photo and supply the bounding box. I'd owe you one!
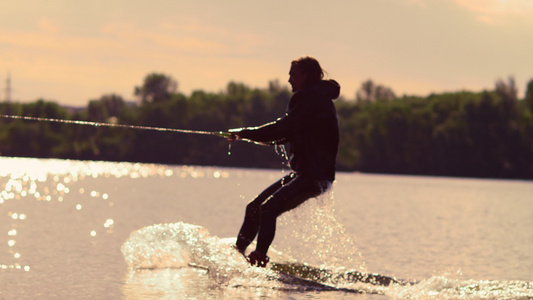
[134,73,178,104]
[2,74,532,179]
[87,94,125,122]
[495,76,518,119]
[356,79,395,102]
[525,78,533,112]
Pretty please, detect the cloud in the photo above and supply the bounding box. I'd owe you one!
[36,17,60,34]
[1,17,268,76]
[99,19,266,58]
[0,16,272,104]
[451,0,533,24]
[403,0,430,6]
[100,22,227,56]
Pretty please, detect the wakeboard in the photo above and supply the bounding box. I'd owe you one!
[122,222,412,292]
[224,244,408,291]
[270,261,405,286]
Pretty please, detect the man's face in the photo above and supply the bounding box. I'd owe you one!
[288,65,307,92]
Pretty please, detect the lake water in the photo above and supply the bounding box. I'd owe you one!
[0,156,532,299]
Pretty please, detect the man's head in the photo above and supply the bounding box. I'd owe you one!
[289,56,324,92]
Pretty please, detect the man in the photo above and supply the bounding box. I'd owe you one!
[228,56,340,267]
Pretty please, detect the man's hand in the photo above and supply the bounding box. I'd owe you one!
[227,128,243,143]
[227,133,239,143]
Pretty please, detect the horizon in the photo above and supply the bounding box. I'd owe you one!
[2,0,532,106]
[2,72,531,108]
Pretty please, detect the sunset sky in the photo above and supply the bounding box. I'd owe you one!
[1,0,532,106]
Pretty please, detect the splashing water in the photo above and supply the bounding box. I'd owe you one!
[277,189,366,270]
[388,275,533,299]
[120,221,533,298]
[121,222,294,289]
[120,223,251,275]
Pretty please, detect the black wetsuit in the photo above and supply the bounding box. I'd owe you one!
[233,79,341,256]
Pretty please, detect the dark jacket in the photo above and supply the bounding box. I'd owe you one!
[234,80,340,181]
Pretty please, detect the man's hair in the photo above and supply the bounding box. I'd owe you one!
[291,56,324,86]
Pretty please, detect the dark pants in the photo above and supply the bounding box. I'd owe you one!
[236,172,331,256]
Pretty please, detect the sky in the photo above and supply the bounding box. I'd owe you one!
[1,0,533,106]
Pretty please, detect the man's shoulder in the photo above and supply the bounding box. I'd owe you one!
[291,88,325,103]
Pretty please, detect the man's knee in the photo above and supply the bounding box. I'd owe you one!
[245,201,261,216]
[259,202,279,221]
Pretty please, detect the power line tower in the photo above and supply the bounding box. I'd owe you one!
[4,72,11,102]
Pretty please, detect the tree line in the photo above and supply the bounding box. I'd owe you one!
[1,73,532,179]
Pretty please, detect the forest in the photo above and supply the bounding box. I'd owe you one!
[1,73,533,179]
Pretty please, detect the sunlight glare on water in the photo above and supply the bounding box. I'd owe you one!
[0,157,174,274]
[1,157,532,299]
[0,157,233,281]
